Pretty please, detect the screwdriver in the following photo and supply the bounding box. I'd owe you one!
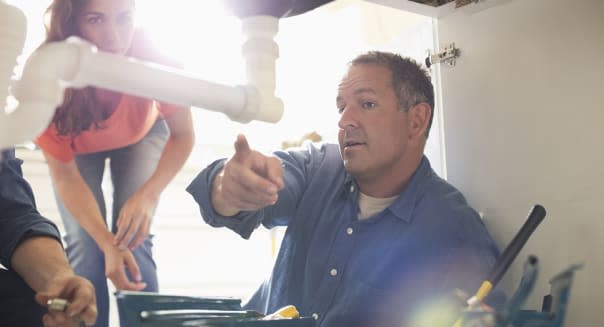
[453,204,546,327]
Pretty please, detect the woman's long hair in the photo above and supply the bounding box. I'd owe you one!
[44,0,176,137]
[44,0,106,136]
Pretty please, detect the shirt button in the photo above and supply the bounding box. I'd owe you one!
[346,227,353,235]
[312,313,319,320]
[350,185,355,193]
[330,268,338,276]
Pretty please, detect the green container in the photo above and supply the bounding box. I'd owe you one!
[115,291,316,327]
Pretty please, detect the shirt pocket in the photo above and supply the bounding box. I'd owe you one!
[341,278,408,327]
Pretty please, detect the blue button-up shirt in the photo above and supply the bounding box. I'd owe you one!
[0,149,61,269]
[187,143,501,327]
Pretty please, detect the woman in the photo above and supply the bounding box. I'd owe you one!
[35,0,195,326]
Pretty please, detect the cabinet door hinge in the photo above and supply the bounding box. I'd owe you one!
[425,42,460,68]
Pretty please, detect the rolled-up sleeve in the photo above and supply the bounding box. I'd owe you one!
[186,158,265,239]
[0,149,61,269]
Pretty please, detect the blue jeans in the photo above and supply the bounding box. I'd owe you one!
[54,120,169,327]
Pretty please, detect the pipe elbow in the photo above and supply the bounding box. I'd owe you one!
[13,37,95,106]
[234,15,283,123]
[233,85,283,123]
[6,37,96,147]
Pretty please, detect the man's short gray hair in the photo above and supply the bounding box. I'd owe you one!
[350,51,435,137]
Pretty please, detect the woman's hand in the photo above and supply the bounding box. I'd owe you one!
[103,244,147,291]
[114,188,158,250]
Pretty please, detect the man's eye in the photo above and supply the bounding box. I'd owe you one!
[337,105,345,114]
[87,16,102,24]
[362,102,376,110]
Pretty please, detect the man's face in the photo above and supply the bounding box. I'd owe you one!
[336,63,410,183]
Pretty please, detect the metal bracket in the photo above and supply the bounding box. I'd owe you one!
[425,43,460,68]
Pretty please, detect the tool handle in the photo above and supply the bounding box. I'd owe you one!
[487,204,546,287]
[453,205,546,327]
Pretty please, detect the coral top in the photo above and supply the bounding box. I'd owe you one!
[35,95,178,162]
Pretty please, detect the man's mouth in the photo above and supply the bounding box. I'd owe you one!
[344,141,365,148]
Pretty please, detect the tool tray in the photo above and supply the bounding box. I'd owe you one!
[115,291,316,327]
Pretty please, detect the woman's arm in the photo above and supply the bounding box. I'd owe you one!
[114,107,195,249]
[42,152,147,291]
[44,154,112,249]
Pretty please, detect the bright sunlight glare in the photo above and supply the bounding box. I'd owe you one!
[136,0,244,85]
[10,0,436,167]
[134,0,349,159]
[123,1,435,168]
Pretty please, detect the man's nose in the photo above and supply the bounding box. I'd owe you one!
[338,106,358,130]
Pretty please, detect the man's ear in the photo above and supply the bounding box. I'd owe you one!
[408,102,432,140]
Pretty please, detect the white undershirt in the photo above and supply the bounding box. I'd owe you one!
[358,192,398,220]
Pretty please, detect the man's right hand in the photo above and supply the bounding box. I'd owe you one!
[212,134,284,216]
[35,275,97,327]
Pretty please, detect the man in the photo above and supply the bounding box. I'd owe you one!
[0,149,97,327]
[187,51,501,326]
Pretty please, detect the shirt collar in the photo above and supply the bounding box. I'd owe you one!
[344,155,433,223]
[0,148,15,162]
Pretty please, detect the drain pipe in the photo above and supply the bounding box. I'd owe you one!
[0,1,28,149]
[1,2,283,149]
[238,15,283,123]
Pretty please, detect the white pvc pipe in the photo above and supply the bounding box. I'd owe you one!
[6,40,89,151]
[13,37,250,120]
[239,15,284,123]
[0,1,27,149]
[67,39,250,120]
[0,1,26,106]
[1,6,284,150]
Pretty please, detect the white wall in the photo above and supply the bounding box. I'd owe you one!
[435,0,604,324]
